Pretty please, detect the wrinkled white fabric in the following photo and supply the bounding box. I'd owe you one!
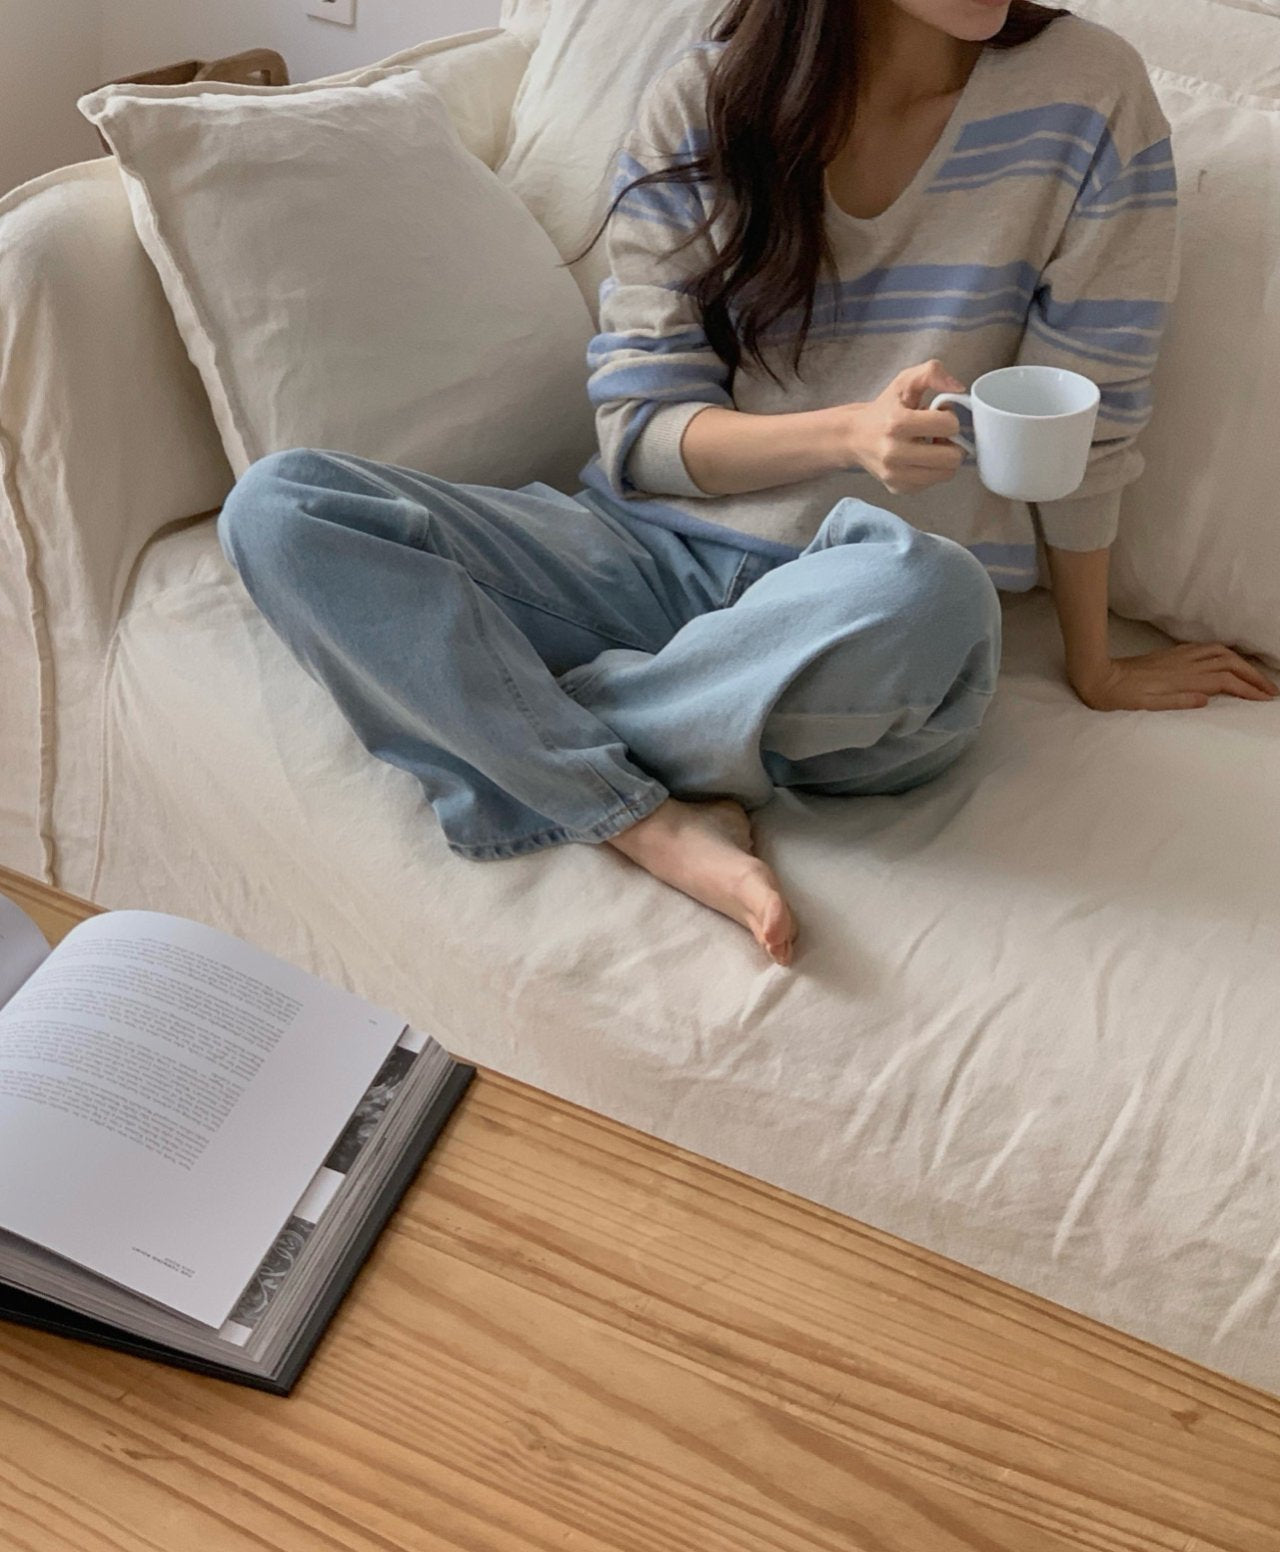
[79,68,596,487]
[3,4,1280,1399]
[1072,0,1280,94]
[1109,70,1280,667]
[0,159,234,886]
[92,516,1280,1396]
[0,31,533,888]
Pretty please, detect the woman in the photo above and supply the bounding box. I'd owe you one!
[219,0,1276,969]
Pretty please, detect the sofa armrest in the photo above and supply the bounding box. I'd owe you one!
[0,158,234,887]
[0,28,534,889]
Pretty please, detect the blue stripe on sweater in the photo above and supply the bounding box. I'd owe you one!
[1075,196,1178,220]
[1039,296,1166,331]
[588,328,710,372]
[778,263,1040,343]
[930,105,1120,197]
[1025,314,1159,371]
[1081,138,1174,200]
[612,152,705,232]
[820,261,1041,301]
[928,161,1089,197]
[588,359,731,409]
[1100,383,1155,414]
[938,132,1100,183]
[952,103,1112,156]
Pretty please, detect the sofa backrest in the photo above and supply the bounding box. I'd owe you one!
[500,0,550,48]
[494,0,1280,666]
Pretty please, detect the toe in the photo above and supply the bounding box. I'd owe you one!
[757,894,796,966]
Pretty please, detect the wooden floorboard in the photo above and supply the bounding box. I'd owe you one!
[2,864,1277,1550]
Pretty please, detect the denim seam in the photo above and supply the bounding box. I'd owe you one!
[767,689,997,736]
[449,786,667,859]
[321,452,659,654]
[723,550,755,608]
[463,577,656,818]
[465,577,655,655]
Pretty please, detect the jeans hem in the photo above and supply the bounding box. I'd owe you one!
[445,785,669,861]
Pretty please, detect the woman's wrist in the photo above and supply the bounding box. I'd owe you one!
[817,403,869,475]
[1044,543,1113,681]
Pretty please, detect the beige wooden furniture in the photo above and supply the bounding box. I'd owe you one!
[0,863,1277,1551]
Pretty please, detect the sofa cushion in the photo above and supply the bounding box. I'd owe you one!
[79,68,595,491]
[495,0,722,311]
[500,0,550,49]
[1108,69,1280,666]
[92,513,1280,1398]
[311,26,531,170]
[1070,0,1280,94]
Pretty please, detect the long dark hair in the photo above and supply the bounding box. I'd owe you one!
[591,1,1070,379]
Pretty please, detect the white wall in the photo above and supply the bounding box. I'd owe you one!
[0,0,103,195]
[99,0,503,85]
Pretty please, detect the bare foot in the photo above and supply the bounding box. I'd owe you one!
[607,797,796,966]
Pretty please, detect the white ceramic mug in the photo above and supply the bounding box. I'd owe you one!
[930,365,1100,502]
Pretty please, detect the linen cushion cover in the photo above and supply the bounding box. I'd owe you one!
[311,26,532,169]
[495,0,723,310]
[1107,71,1280,664]
[79,68,596,493]
[1069,0,1280,94]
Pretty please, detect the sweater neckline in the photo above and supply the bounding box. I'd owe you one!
[823,45,995,233]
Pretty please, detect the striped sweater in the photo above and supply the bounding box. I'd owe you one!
[580,15,1178,591]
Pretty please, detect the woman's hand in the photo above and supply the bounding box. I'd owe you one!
[841,360,970,495]
[1069,641,1280,711]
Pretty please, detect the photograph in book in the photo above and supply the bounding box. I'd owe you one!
[0,890,474,1392]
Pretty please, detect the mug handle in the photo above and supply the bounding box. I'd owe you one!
[928,392,976,456]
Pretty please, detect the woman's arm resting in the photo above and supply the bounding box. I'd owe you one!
[680,360,967,497]
[1045,543,1278,710]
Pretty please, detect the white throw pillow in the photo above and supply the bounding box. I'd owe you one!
[1069,0,1280,95]
[1109,69,1280,665]
[311,27,531,169]
[1212,0,1279,15]
[500,0,551,49]
[79,69,596,492]
[496,0,722,311]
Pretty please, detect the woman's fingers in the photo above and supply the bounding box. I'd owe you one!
[1191,670,1276,701]
[902,408,963,441]
[1216,652,1277,696]
[1174,643,1278,694]
[899,441,966,470]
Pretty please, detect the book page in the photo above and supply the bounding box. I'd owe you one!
[0,891,50,1010]
[0,910,405,1327]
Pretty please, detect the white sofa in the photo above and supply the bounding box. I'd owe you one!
[2,0,1279,1394]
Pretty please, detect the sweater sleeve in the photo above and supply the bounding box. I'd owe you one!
[588,53,733,500]
[1015,123,1179,551]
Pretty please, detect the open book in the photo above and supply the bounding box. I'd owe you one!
[0,890,472,1393]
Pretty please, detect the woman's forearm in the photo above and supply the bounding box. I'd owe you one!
[679,404,853,495]
[675,362,968,498]
[1043,542,1112,677]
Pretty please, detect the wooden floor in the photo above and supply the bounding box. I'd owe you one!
[2,865,1279,1552]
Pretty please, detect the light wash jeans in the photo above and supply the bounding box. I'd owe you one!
[217,449,1003,860]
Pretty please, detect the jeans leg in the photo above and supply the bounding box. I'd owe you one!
[560,499,1003,807]
[217,448,673,858]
